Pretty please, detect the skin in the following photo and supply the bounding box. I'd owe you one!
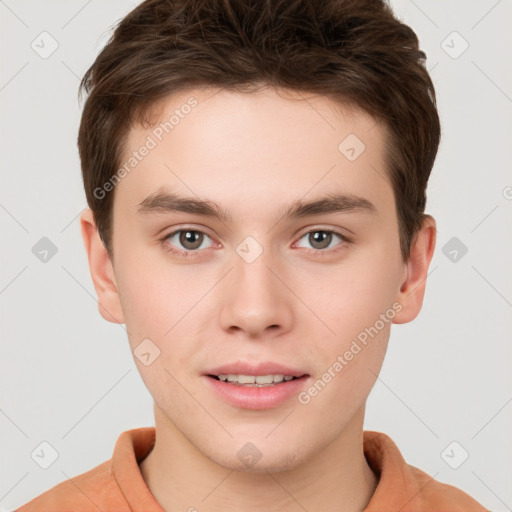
[80,86,436,512]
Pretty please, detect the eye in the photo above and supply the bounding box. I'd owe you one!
[294,229,351,254]
[160,228,215,256]
[160,226,352,258]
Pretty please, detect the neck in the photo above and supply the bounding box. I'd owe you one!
[140,405,378,512]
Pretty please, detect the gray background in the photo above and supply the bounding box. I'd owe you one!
[1,1,511,510]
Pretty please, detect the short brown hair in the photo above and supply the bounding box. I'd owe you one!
[78,0,440,262]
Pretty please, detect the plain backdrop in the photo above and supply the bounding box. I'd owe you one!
[1,1,511,510]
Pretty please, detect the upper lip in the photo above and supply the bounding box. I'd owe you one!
[205,361,308,377]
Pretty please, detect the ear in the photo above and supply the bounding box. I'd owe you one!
[393,215,437,324]
[80,208,125,324]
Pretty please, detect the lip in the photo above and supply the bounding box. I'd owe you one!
[204,361,308,378]
[202,361,310,410]
[203,374,310,410]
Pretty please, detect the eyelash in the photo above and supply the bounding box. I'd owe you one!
[159,226,352,259]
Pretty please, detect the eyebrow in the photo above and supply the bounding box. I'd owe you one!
[137,188,377,222]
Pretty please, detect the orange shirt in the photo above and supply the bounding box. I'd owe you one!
[15,427,489,511]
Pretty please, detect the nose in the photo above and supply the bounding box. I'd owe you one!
[218,247,294,339]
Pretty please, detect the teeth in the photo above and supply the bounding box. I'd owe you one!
[217,374,297,386]
[237,374,255,384]
[255,375,274,384]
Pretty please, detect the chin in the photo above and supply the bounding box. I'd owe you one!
[205,440,311,474]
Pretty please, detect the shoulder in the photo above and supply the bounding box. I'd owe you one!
[363,431,489,512]
[408,464,490,512]
[14,459,129,512]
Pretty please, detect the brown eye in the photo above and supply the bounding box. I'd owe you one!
[295,229,350,253]
[163,228,214,254]
[179,230,204,250]
[308,231,333,250]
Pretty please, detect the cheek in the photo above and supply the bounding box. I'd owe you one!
[295,246,400,395]
[115,252,195,339]
[298,320,390,427]
[299,251,401,338]
[114,256,213,387]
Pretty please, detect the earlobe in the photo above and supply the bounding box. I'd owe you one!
[79,208,125,324]
[393,215,437,324]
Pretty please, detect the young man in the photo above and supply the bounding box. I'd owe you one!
[16,0,489,510]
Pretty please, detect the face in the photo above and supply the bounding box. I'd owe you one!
[83,86,432,472]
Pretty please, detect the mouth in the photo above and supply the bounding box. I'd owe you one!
[202,362,310,409]
[206,373,307,387]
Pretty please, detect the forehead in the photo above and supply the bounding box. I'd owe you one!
[116,87,391,218]
[131,86,381,151]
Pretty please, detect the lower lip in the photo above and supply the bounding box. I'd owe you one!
[203,375,309,410]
